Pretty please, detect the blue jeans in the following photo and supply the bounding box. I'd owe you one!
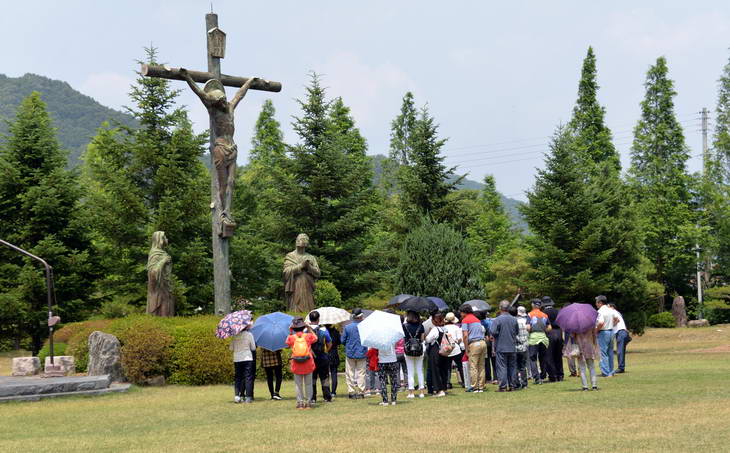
[615,330,630,372]
[597,330,614,376]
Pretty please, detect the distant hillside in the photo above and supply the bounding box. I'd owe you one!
[0,73,136,166]
[371,154,527,231]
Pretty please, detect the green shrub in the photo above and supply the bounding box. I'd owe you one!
[704,300,730,325]
[647,312,676,328]
[315,281,343,307]
[98,299,142,319]
[38,342,67,365]
[119,320,174,384]
[168,316,232,385]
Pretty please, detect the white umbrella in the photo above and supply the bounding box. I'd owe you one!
[309,307,351,325]
[357,310,404,351]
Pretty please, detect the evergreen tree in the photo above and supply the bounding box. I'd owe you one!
[283,74,378,299]
[466,175,518,279]
[522,126,648,329]
[396,102,461,217]
[629,56,697,297]
[568,47,620,172]
[396,221,484,309]
[83,47,211,312]
[0,92,96,353]
[389,92,417,166]
[714,52,730,181]
[231,100,292,303]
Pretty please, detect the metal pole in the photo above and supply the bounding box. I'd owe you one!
[0,239,57,363]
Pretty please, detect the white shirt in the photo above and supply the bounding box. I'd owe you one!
[612,311,627,333]
[230,331,256,362]
[597,305,615,331]
[444,324,464,356]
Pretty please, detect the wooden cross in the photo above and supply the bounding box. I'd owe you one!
[142,12,281,315]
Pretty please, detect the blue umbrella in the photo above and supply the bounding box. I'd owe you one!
[427,297,448,311]
[251,312,294,351]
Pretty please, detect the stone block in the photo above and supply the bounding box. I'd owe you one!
[688,319,710,328]
[44,356,75,376]
[87,331,125,382]
[12,357,40,376]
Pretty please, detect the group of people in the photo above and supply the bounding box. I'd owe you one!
[229,296,631,408]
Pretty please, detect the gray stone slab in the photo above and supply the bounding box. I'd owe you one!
[0,375,111,397]
[0,383,131,403]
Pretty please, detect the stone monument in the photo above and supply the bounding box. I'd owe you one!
[87,331,125,382]
[140,12,281,316]
[283,233,321,312]
[147,231,174,317]
[671,295,688,327]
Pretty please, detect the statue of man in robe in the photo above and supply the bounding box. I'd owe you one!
[147,231,174,317]
[283,233,320,312]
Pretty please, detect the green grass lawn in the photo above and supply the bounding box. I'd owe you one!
[1,326,729,453]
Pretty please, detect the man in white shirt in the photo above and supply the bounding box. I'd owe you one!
[609,303,631,374]
[595,295,618,377]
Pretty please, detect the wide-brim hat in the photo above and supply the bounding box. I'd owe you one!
[444,312,458,324]
[290,317,306,329]
[541,296,555,308]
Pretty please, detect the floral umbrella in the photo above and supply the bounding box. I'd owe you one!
[215,310,253,339]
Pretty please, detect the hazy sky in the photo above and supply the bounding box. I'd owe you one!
[3,1,729,200]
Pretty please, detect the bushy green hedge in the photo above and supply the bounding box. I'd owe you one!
[45,314,332,385]
[38,342,67,365]
[704,300,730,325]
[647,311,676,328]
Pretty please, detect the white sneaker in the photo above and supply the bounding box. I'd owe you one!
[233,396,241,403]
[391,401,397,406]
[407,393,415,399]
[435,391,446,398]
[379,402,389,406]
[418,393,425,398]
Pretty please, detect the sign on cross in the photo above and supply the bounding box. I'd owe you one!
[142,13,282,315]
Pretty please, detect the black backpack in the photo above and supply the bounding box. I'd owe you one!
[311,327,326,356]
[404,324,423,357]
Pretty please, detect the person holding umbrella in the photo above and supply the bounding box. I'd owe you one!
[308,310,333,404]
[460,304,487,393]
[260,348,283,400]
[556,302,600,390]
[230,323,256,404]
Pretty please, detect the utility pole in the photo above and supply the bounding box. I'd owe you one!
[697,107,710,319]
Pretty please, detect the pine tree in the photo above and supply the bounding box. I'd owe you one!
[283,73,378,299]
[522,125,648,329]
[569,47,620,172]
[389,92,417,166]
[714,52,730,181]
[629,56,696,297]
[0,92,96,353]
[231,100,292,302]
[466,175,518,278]
[396,102,461,217]
[396,221,484,309]
[83,47,211,311]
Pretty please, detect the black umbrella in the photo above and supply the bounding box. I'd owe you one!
[387,294,413,307]
[466,299,491,312]
[399,296,438,313]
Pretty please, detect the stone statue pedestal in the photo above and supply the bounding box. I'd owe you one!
[44,356,75,376]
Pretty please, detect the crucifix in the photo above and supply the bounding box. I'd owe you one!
[142,12,281,315]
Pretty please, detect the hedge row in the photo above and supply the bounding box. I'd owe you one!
[43,315,308,385]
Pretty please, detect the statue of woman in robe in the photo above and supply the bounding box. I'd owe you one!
[283,233,320,312]
[147,231,174,317]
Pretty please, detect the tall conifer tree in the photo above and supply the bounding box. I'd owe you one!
[0,92,96,352]
[629,56,696,297]
[83,47,210,311]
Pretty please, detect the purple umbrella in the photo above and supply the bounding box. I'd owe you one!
[555,303,598,334]
[216,310,253,339]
